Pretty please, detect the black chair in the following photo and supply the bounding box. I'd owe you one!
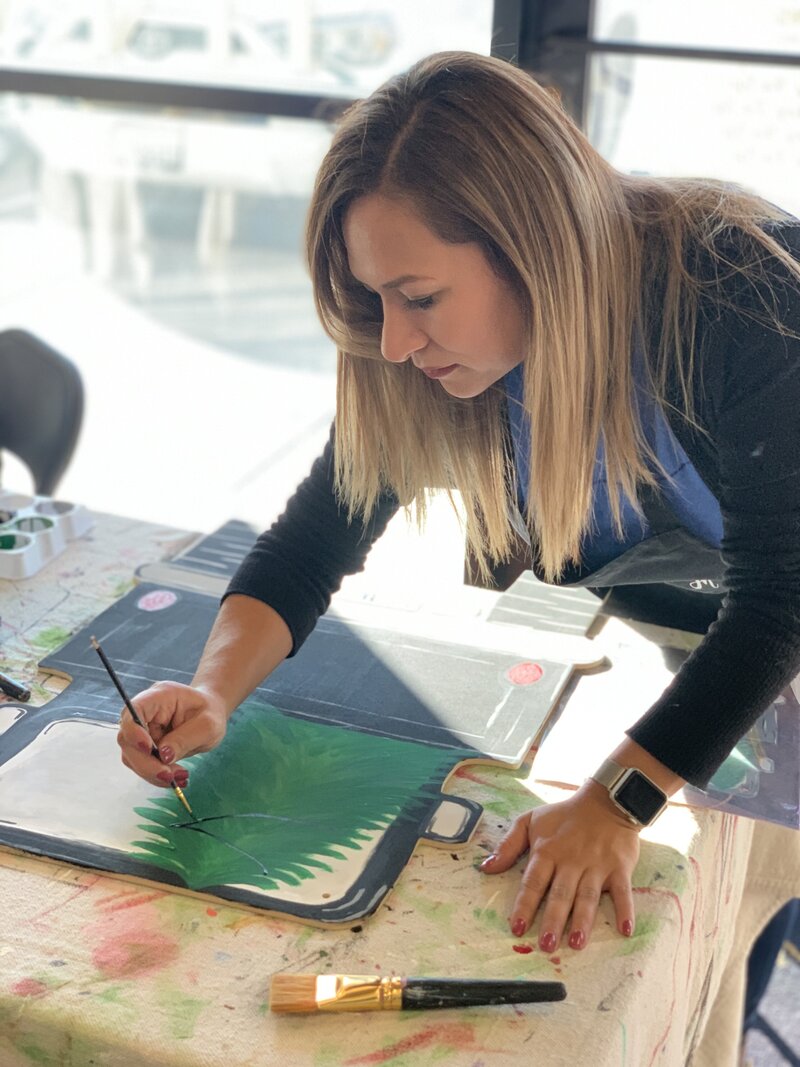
[0,329,84,496]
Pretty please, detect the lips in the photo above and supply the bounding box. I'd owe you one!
[420,364,459,379]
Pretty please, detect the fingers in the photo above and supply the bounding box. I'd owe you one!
[510,852,556,940]
[116,681,226,786]
[565,876,603,951]
[158,710,226,765]
[606,873,636,939]
[479,799,639,949]
[479,813,530,874]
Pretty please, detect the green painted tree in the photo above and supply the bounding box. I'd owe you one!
[131,703,471,893]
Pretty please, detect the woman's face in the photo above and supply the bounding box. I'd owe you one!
[343,194,525,399]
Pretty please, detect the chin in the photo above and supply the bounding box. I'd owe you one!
[439,375,494,400]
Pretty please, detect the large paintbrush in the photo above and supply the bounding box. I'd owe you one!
[270,974,567,1013]
[90,636,194,817]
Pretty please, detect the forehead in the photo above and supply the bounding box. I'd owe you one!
[343,194,451,284]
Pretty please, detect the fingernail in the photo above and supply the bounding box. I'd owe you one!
[156,770,174,784]
[511,917,527,938]
[540,931,557,954]
[569,930,585,951]
[480,854,497,870]
[174,771,189,785]
[159,745,175,764]
[137,741,151,755]
[622,920,634,937]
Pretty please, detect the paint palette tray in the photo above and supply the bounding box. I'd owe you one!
[0,491,93,580]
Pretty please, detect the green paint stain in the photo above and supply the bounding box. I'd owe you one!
[131,703,471,894]
[111,578,136,599]
[615,913,659,955]
[478,796,523,820]
[397,891,456,925]
[29,626,73,653]
[165,994,205,1040]
[314,1043,346,1067]
[96,985,127,1004]
[13,1041,52,1066]
[633,850,689,896]
[471,906,507,933]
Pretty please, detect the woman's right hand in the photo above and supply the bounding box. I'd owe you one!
[116,680,228,788]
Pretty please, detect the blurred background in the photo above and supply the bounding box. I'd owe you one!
[2,0,800,533]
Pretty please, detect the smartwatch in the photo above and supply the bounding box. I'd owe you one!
[590,759,668,827]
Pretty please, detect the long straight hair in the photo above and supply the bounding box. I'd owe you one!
[306,51,798,582]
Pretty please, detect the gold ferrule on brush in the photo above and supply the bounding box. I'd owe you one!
[315,975,403,1012]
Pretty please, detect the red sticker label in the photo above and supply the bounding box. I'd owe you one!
[505,661,543,686]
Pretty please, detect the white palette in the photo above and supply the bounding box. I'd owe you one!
[0,491,93,579]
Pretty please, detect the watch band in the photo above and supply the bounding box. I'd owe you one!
[590,758,668,827]
[591,758,631,792]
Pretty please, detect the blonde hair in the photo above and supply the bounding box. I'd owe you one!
[306,50,799,582]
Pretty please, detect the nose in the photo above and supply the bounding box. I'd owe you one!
[380,306,427,364]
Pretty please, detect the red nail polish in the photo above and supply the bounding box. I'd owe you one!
[156,770,173,784]
[159,745,175,764]
[540,931,557,954]
[511,918,527,938]
[569,930,585,951]
[622,920,634,937]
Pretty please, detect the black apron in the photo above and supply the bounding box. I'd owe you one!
[512,483,726,633]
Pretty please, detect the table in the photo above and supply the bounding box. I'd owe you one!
[1,510,798,1067]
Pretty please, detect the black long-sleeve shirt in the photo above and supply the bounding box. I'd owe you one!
[226,224,800,788]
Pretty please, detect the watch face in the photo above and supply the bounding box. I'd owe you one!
[614,770,666,824]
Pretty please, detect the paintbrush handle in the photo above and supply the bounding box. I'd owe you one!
[402,978,566,1008]
[90,636,194,816]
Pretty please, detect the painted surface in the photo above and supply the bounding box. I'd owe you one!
[0,523,584,923]
[1,516,777,1066]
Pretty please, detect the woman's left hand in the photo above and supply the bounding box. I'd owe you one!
[480,779,641,951]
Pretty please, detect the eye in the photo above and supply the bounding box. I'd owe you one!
[405,295,435,311]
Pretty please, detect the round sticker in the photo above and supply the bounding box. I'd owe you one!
[137,589,178,612]
[505,661,543,686]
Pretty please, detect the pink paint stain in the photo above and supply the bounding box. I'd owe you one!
[92,930,179,980]
[11,979,48,998]
[512,944,534,954]
[100,892,165,914]
[549,956,561,965]
[344,1023,499,1065]
[454,766,492,786]
[505,661,543,686]
[206,907,218,917]
[633,885,684,1066]
[86,906,179,981]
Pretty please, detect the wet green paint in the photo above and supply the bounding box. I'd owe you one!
[131,703,471,893]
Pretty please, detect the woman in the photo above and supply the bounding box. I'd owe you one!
[119,51,800,955]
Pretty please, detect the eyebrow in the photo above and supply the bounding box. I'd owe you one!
[355,273,435,292]
[381,274,435,291]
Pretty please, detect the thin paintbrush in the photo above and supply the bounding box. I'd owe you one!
[270,974,567,1013]
[90,635,194,817]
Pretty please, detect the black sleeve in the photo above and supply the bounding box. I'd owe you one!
[223,425,400,655]
[628,224,800,786]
